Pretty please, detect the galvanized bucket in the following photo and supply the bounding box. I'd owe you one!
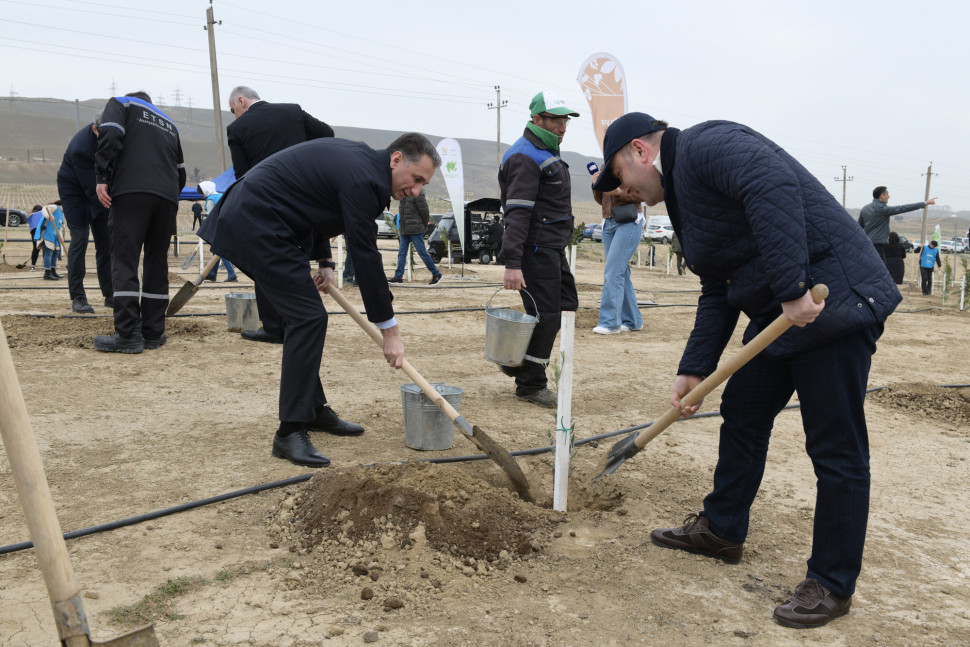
[401,383,462,451]
[484,288,539,367]
[225,292,259,333]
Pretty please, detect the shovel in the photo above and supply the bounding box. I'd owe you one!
[327,286,535,502]
[166,254,220,316]
[0,321,159,646]
[592,284,828,480]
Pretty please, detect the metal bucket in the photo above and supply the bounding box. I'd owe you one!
[484,288,539,367]
[225,292,259,333]
[401,383,462,451]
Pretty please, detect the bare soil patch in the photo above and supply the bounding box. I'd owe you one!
[1,238,968,646]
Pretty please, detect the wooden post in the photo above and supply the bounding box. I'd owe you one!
[553,311,575,512]
[406,242,412,281]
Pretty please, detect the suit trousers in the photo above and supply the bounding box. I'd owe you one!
[257,275,329,424]
[701,323,881,598]
[108,193,175,339]
[515,246,578,393]
[254,280,284,337]
[61,194,112,301]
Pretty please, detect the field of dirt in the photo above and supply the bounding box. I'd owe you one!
[1,235,968,647]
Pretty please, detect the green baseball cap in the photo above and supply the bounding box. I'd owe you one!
[529,91,580,117]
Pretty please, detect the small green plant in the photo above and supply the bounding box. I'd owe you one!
[106,576,208,625]
[570,222,585,247]
[385,212,399,239]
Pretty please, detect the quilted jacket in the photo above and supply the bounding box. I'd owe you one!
[663,121,901,376]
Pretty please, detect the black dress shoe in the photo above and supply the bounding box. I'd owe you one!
[104,296,114,307]
[272,430,331,468]
[240,327,283,344]
[93,331,144,354]
[50,268,63,279]
[306,404,365,436]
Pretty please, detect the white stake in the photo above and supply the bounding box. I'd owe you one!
[406,242,413,281]
[553,311,575,512]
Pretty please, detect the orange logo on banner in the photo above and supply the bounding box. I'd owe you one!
[577,52,628,153]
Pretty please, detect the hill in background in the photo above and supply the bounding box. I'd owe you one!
[0,96,624,217]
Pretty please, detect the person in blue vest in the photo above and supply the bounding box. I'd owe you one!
[26,204,44,271]
[33,203,64,281]
[917,240,941,295]
[197,182,238,283]
[594,112,901,629]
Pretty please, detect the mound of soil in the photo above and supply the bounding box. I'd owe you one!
[869,382,970,430]
[2,314,218,350]
[290,463,553,561]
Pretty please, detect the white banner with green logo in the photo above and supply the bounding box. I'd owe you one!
[436,138,466,254]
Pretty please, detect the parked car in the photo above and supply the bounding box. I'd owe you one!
[425,213,444,237]
[898,235,914,252]
[375,211,397,238]
[427,198,500,264]
[940,239,968,253]
[1,207,27,227]
[591,223,603,242]
[583,223,597,239]
[644,223,674,243]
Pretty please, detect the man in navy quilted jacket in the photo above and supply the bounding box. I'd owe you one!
[594,113,901,628]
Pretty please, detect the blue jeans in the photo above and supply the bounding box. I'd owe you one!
[393,233,438,278]
[206,257,237,281]
[597,218,643,331]
[701,324,881,597]
[43,246,60,270]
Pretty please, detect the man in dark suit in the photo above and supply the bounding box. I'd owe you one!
[226,85,335,344]
[197,133,441,468]
[57,113,113,314]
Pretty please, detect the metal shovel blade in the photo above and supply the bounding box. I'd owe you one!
[453,415,533,502]
[591,432,640,480]
[166,255,220,316]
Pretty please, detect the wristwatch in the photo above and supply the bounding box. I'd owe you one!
[318,261,337,270]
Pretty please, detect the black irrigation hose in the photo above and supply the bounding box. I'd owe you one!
[3,383,967,556]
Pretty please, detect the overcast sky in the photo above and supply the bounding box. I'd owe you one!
[2,0,968,211]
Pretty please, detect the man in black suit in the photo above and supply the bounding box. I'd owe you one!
[197,133,441,467]
[226,85,335,344]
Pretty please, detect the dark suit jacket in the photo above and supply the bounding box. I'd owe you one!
[198,139,395,323]
[227,101,334,177]
[56,124,109,224]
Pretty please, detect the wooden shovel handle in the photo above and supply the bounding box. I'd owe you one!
[633,284,829,452]
[198,254,221,281]
[0,322,81,619]
[327,287,462,423]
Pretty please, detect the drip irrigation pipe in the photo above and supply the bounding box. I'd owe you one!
[2,384,966,556]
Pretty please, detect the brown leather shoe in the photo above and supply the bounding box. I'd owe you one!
[773,579,851,628]
[650,513,743,563]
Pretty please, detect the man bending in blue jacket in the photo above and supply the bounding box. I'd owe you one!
[594,113,901,629]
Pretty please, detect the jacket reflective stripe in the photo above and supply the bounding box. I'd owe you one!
[538,156,561,171]
[507,199,535,208]
[102,122,125,134]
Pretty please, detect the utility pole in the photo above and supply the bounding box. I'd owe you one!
[487,85,507,171]
[109,79,117,96]
[205,0,227,170]
[74,99,81,131]
[833,165,853,208]
[173,86,182,107]
[919,162,937,247]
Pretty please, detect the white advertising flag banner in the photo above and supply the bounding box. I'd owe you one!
[436,138,466,253]
[577,52,628,153]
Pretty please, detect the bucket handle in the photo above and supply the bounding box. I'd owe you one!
[485,287,540,323]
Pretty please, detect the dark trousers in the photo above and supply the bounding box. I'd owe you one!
[702,324,881,598]
[920,266,934,294]
[514,246,578,393]
[257,275,329,424]
[62,200,112,301]
[873,242,887,262]
[253,280,284,337]
[29,228,42,266]
[108,193,176,339]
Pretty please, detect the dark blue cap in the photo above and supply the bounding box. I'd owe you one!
[592,112,665,192]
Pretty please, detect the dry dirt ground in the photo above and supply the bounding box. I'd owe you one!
[0,236,968,647]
